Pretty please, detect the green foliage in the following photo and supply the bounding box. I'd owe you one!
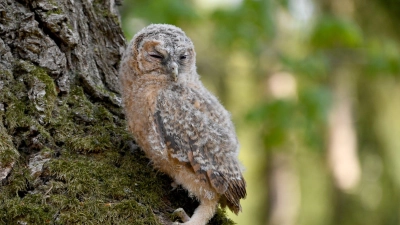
[364,39,400,76]
[247,100,296,147]
[123,0,198,24]
[247,85,330,150]
[211,0,275,51]
[310,16,363,49]
[280,53,329,79]
[120,0,198,39]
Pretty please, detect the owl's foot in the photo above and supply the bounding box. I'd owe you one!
[172,208,190,223]
[171,181,179,191]
[171,199,217,225]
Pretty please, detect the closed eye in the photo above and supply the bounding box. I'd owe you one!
[180,55,187,60]
[149,53,163,59]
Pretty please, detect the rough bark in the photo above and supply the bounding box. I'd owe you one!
[0,0,232,224]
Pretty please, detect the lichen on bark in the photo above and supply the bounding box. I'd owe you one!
[0,0,235,224]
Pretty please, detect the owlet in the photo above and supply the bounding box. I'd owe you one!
[119,24,246,225]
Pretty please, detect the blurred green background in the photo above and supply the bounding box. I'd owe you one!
[119,0,400,224]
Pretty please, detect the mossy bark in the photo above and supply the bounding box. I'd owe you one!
[0,0,233,224]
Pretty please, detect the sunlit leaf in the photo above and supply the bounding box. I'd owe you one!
[211,0,275,52]
[365,39,400,76]
[310,16,363,49]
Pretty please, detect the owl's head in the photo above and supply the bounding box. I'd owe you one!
[122,24,197,83]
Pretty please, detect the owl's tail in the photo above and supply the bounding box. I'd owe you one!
[219,175,247,215]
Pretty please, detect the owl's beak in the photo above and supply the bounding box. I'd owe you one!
[169,62,179,82]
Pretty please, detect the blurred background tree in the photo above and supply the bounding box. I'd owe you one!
[120,0,400,224]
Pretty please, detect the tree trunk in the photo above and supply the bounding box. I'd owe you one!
[0,0,232,224]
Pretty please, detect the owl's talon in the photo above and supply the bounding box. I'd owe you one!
[172,208,190,223]
[171,181,178,191]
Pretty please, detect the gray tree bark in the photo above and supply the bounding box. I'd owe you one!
[0,0,233,224]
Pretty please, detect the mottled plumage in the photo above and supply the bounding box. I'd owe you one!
[119,24,246,225]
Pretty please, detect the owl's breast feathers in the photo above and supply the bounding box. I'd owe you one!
[154,84,246,214]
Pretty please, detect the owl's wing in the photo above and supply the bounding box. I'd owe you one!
[154,85,246,213]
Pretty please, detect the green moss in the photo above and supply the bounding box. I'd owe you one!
[46,8,63,16]
[209,208,236,225]
[45,0,63,15]
[54,198,159,224]
[0,124,19,165]
[0,69,12,77]
[92,0,120,26]
[3,80,30,131]
[1,163,29,196]
[0,149,164,224]
[3,61,56,134]
[27,64,57,124]
[37,151,162,224]
[0,59,235,224]
[49,86,129,153]
[0,195,55,224]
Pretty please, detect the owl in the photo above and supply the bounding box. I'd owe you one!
[119,24,246,225]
